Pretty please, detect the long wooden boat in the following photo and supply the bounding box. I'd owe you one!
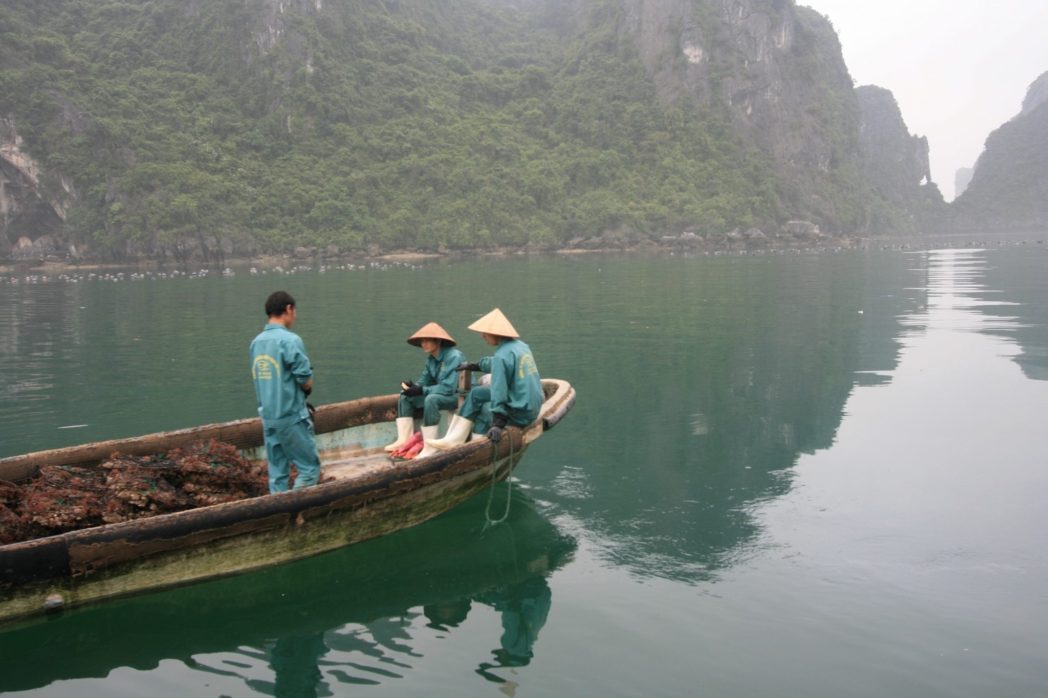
[0,378,576,624]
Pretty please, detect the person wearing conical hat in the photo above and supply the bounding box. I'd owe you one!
[384,322,465,453]
[425,308,542,451]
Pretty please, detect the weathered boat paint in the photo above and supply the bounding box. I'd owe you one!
[0,379,576,623]
[0,489,576,692]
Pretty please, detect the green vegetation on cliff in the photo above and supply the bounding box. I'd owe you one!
[0,0,921,258]
[951,70,1048,231]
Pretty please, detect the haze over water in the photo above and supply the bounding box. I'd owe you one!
[1,246,1047,696]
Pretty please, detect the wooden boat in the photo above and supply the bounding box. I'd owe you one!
[0,378,575,624]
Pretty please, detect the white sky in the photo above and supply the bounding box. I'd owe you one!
[800,0,1048,200]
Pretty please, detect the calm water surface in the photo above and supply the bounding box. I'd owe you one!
[1,248,1047,696]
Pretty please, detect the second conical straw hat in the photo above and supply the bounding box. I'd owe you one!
[407,322,457,347]
[467,308,519,338]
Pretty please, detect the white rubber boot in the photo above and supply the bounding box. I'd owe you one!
[384,416,414,452]
[415,424,442,459]
[425,415,475,451]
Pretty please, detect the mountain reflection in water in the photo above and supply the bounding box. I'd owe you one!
[977,246,1048,380]
[529,252,927,583]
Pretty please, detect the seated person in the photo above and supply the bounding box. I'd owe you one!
[385,322,465,452]
[425,308,542,451]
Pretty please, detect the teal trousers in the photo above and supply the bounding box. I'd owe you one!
[398,392,458,426]
[263,418,322,493]
[459,386,537,434]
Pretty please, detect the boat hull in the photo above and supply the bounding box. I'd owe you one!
[0,379,576,623]
[0,489,577,691]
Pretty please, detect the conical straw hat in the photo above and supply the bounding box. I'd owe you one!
[467,308,519,338]
[407,322,457,347]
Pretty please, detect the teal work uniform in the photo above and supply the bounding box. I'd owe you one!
[250,323,321,493]
[460,338,542,433]
[398,345,465,426]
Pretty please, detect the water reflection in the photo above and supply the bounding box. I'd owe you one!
[722,247,1048,697]
[977,247,1048,380]
[0,283,79,413]
[531,253,928,582]
[270,633,329,695]
[906,249,1022,332]
[472,575,552,683]
[0,489,574,695]
[3,251,1048,695]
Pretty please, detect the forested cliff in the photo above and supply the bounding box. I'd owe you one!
[951,70,1048,232]
[0,0,940,261]
[854,85,945,233]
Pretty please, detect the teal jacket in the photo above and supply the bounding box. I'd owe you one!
[478,338,543,423]
[416,345,465,397]
[250,323,313,428]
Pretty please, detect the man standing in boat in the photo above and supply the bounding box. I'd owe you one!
[424,308,542,452]
[385,322,465,453]
[250,291,322,493]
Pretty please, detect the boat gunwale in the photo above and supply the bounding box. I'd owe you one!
[0,379,576,559]
[0,393,398,482]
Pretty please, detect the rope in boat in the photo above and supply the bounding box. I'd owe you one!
[483,431,514,528]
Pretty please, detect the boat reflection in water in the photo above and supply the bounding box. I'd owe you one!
[0,486,574,695]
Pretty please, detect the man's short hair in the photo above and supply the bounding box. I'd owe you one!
[265,291,296,318]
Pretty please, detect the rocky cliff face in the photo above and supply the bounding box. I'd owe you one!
[1021,71,1048,117]
[954,167,973,198]
[0,118,69,258]
[616,0,866,229]
[622,1,845,161]
[952,70,1048,231]
[250,0,322,68]
[856,85,931,190]
[854,85,944,231]
[611,0,945,234]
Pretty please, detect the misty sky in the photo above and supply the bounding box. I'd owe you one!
[801,0,1048,200]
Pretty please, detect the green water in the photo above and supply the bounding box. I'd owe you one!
[1,248,1047,696]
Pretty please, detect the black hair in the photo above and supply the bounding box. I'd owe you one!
[265,291,296,318]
